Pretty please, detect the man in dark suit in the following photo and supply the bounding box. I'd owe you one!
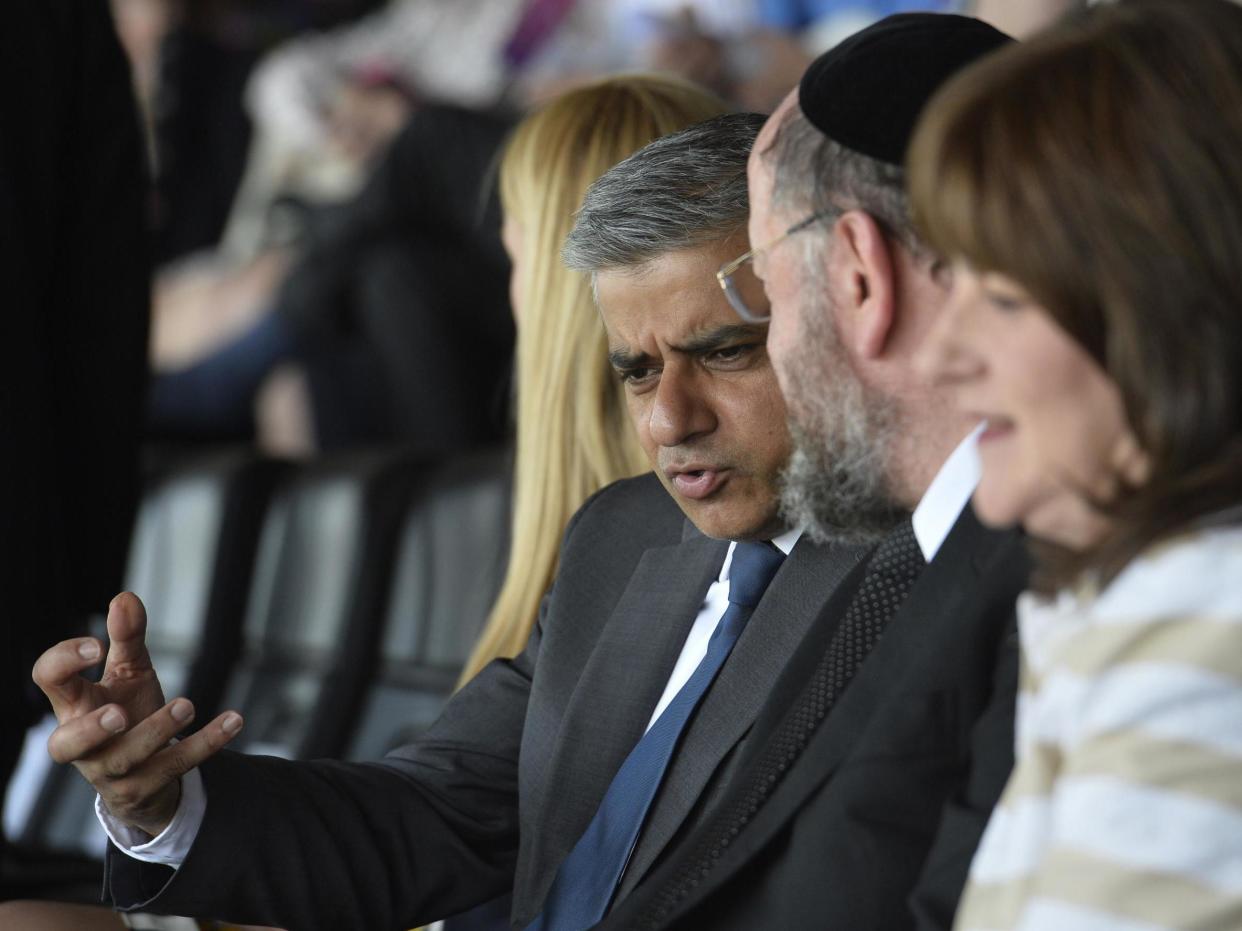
[597,15,1029,931]
[32,114,866,930]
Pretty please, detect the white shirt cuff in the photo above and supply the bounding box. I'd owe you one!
[95,766,205,868]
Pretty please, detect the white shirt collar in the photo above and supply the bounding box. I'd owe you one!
[911,424,983,562]
[719,526,802,582]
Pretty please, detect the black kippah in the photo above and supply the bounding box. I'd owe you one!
[799,13,1012,166]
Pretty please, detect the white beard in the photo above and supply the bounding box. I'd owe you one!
[778,290,905,545]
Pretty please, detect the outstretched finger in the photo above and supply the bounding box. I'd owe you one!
[102,592,153,683]
[31,638,103,717]
[47,703,129,764]
[141,711,244,784]
[85,698,197,781]
[95,711,243,837]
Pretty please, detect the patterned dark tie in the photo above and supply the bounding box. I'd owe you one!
[528,541,787,931]
[628,520,925,929]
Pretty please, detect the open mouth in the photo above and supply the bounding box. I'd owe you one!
[671,469,727,499]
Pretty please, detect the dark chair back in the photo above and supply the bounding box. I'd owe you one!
[223,451,421,761]
[347,448,511,761]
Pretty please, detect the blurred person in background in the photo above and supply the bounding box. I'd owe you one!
[459,74,728,684]
[111,0,386,265]
[970,0,1086,36]
[147,102,519,454]
[222,0,965,254]
[145,0,971,455]
[909,1,1242,927]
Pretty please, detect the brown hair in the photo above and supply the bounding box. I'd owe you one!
[909,0,1242,590]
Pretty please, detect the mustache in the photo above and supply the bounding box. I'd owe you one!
[658,447,728,473]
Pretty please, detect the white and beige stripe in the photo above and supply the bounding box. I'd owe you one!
[955,525,1242,930]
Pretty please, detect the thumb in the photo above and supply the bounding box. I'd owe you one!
[101,592,154,681]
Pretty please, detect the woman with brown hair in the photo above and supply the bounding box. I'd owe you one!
[908,1,1242,927]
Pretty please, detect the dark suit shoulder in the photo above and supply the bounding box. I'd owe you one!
[562,472,685,552]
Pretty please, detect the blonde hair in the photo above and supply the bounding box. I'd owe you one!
[458,74,727,684]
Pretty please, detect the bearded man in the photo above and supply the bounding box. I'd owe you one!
[597,15,1030,931]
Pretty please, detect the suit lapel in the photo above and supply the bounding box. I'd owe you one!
[618,535,867,894]
[760,512,997,806]
[524,529,728,913]
[644,510,1018,924]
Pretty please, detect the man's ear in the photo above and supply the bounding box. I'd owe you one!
[830,210,896,360]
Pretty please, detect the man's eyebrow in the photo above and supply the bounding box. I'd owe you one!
[608,324,766,370]
[608,347,652,370]
[673,324,766,355]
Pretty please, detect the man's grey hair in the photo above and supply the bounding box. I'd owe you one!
[563,112,766,279]
[764,104,924,258]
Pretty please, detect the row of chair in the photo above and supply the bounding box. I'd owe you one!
[8,445,513,858]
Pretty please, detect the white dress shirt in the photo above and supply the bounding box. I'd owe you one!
[912,424,982,563]
[98,428,982,868]
[644,527,801,730]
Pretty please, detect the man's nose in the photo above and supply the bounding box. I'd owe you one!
[648,369,715,448]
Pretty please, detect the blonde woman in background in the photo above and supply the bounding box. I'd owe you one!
[458,74,727,684]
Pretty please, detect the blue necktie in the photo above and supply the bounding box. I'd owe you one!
[529,541,787,931]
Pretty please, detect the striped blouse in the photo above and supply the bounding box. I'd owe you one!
[954,523,1242,931]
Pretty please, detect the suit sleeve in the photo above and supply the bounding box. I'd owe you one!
[101,480,623,929]
[908,617,1019,931]
[105,609,542,929]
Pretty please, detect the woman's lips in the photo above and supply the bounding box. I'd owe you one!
[978,417,1015,443]
[671,469,728,499]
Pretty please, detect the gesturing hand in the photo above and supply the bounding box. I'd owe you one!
[32,592,244,837]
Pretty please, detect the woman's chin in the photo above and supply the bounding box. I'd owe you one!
[969,484,1025,532]
[1022,495,1112,551]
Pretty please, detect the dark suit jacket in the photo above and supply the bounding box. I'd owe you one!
[105,473,865,929]
[596,508,1028,931]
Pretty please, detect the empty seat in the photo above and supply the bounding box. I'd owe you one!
[127,451,288,717]
[348,447,512,762]
[224,450,423,762]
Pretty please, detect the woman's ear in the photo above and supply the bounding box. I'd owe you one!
[1111,428,1152,489]
[831,210,896,360]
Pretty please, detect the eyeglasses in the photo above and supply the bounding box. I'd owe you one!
[716,210,835,323]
